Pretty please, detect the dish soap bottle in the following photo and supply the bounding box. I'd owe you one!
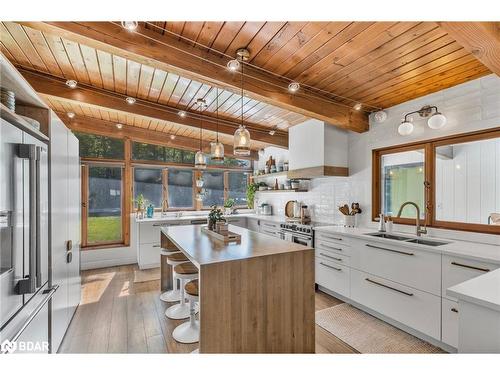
[146,204,154,218]
[386,216,393,233]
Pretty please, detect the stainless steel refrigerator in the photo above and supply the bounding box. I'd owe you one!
[1,118,56,353]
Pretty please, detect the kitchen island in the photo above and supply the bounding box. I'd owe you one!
[160,224,315,353]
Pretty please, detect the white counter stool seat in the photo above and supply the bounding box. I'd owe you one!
[159,248,181,302]
[165,262,199,320]
[162,252,189,303]
[173,279,200,344]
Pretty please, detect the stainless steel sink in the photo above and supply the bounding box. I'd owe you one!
[365,232,413,241]
[405,238,449,246]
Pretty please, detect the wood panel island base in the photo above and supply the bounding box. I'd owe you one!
[160,225,315,353]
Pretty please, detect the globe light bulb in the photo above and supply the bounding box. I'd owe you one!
[427,112,447,129]
[398,121,414,136]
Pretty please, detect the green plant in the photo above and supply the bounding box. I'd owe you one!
[208,205,224,224]
[133,193,147,210]
[246,182,266,209]
[224,198,235,208]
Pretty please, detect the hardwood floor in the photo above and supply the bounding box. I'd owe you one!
[59,264,356,353]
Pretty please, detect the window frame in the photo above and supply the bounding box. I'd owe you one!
[372,127,500,234]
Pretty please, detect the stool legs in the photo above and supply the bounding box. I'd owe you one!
[165,277,198,319]
[172,298,200,344]
[160,268,181,302]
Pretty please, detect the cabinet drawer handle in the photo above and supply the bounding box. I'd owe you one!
[451,308,459,313]
[152,244,161,248]
[365,278,414,296]
[365,243,414,256]
[319,243,342,251]
[319,252,342,262]
[320,262,342,272]
[153,223,163,227]
[451,261,490,273]
[321,235,342,241]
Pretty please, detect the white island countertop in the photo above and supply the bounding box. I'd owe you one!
[314,226,500,264]
[447,268,500,312]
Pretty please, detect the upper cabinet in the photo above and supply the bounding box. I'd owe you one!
[288,119,349,179]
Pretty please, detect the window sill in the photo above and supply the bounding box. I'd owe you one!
[82,242,129,251]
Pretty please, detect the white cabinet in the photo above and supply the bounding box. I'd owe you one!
[350,238,441,295]
[137,221,175,269]
[50,115,81,353]
[247,218,260,232]
[226,217,247,228]
[350,269,441,340]
[442,298,459,348]
[315,255,350,297]
[259,220,281,238]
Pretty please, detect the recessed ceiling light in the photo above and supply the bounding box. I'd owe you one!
[353,103,362,111]
[195,98,207,109]
[268,129,276,136]
[170,134,176,140]
[178,110,187,118]
[125,97,136,105]
[121,21,138,31]
[226,59,240,72]
[67,112,75,119]
[288,82,300,93]
[116,123,123,129]
[65,79,77,89]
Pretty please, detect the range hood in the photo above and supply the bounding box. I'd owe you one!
[287,119,349,179]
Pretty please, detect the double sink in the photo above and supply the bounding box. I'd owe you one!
[365,232,450,247]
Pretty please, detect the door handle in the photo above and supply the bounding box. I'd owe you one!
[365,277,414,296]
[451,261,490,273]
[35,146,41,288]
[16,144,38,295]
[319,252,342,262]
[365,243,414,256]
[319,262,342,272]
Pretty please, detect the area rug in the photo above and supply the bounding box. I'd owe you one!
[133,268,160,283]
[315,303,444,353]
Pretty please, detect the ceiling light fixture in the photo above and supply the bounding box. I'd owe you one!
[373,110,388,123]
[116,123,123,129]
[121,21,138,31]
[226,59,240,71]
[233,51,251,156]
[178,110,187,118]
[353,103,362,111]
[211,87,224,162]
[268,129,276,136]
[194,98,207,169]
[65,79,77,89]
[169,134,176,140]
[67,112,75,119]
[125,97,136,105]
[288,82,300,93]
[398,105,447,136]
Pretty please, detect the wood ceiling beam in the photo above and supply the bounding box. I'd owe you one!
[18,21,369,132]
[59,112,259,160]
[438,22,500,76]
[19,68,287,148]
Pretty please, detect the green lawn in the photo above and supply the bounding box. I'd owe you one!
[88,216,122,243]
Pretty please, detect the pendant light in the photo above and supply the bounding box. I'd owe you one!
[233,50,251,156]
[211,87,225,162]
[194,98,207,169]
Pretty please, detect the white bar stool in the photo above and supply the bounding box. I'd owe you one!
[162,252,189,303]
[159,248,181,302]
[165,262,198,320]
[173,279,199,344]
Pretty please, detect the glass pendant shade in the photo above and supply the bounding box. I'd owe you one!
[195,177,204,188]
[194,150,207,169]
[427,112,447,129]
[211,141,224,161]
[233,125,251,156]
[398,121,414,136]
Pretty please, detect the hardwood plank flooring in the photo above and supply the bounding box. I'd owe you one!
[59,265,356,353]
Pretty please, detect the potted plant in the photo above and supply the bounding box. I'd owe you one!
[223,198,235,215]
[133,193,148,219]
[208,205,224,231]
[246,182,266,209]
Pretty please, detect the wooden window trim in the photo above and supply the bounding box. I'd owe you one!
[372,127,500,235]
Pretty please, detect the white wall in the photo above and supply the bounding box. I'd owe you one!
[256,146,289,171]
[260,74,500,244]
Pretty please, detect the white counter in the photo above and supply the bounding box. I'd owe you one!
[447,268,500,312]
[134,212,279,223]
[314,226,500,265]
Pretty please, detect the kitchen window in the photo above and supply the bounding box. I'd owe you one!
[133,167,163,209]
[167,169,194,209]
[227,171,249,207]
[373,127,500,234]
[202,170,225,207]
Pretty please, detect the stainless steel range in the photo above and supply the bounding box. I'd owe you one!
[280,222,316,247]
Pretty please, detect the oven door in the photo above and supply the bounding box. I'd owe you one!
[291,233,312,247]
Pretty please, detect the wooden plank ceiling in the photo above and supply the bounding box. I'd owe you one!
[0,21,493,151]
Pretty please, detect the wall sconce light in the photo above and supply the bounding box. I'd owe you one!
[398,105,446,136]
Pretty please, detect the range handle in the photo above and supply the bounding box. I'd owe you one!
[16,144,39,295]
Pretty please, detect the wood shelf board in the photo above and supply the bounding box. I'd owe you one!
[0,103,49,141]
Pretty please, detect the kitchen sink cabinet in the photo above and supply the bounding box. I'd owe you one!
[247,218,260,232]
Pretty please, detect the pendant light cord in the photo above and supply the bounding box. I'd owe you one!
[241,59,244,129]
[216,87,219,142]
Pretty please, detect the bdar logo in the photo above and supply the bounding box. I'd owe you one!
[1,340,17,354]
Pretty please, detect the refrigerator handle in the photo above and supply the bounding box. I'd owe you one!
[35,146,41,288]
[16,144,38,295]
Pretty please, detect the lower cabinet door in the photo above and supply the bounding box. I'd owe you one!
[350,269,441,340]
[442,298,459,348]
[138,243,161,269]
[315,256,350,298]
